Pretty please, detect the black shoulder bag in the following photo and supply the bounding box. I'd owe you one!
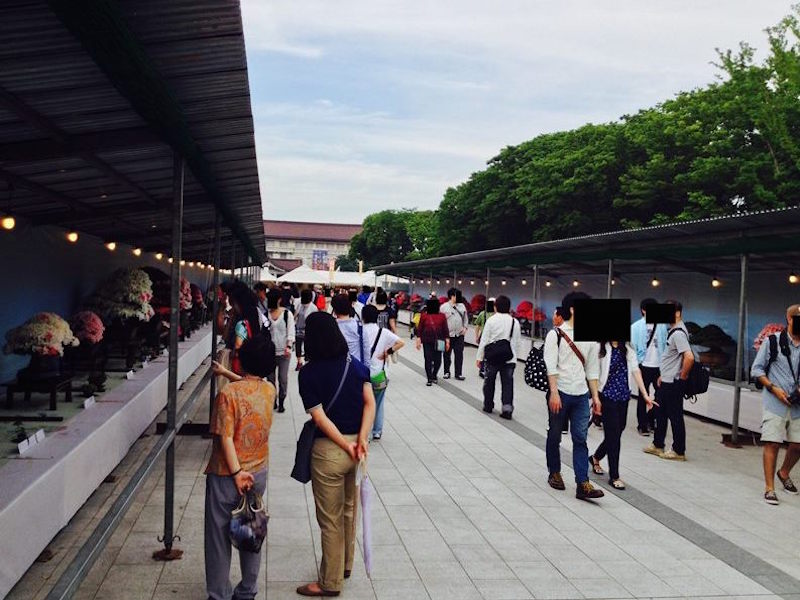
[484,319,516,366]
[291,355,351,483]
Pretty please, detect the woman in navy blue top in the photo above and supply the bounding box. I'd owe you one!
[297,312,375,597]
[590,341,654,489]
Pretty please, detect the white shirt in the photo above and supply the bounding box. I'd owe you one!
[441,301,469,337]
[267,308,296,356]
[353,301,364,320]
[364,324,400,377]
[543,323,600,396]
[642,324,660,368]
[476,313,521,364]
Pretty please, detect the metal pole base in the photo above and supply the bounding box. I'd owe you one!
[152,546,184,561]
[721,431,758,447]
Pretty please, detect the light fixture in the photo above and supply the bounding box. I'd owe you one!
[100,193,108,199]
[427,279,431,284]
[155,252,163,260]
[188,261,195,267]
[611,278,616,286]
[436,279,441,285]
[151,224,157,229]
[446,279,450,284]
[573,280,579,287]
[470,280,475,285]
[484,280,489,285]
[66,230,79,243]
[457,279,462,285]
[711,277,721,288]
[521,279,527,285]
[198,262,204,268]
[1,215,15,230]
[501,280,507,286]
[168,257,173,263]
[180,259,185,266]
[105,241,116,251]
[651,276,660,287]
[2,182,16,231]
[545,280,552,287]
[132,248,142,257]
[790,272,799,285]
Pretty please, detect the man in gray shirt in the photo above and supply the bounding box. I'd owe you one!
[751,304,800,505]
[644,300,694,461]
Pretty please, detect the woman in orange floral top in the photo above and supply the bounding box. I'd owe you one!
[206,334,276,600]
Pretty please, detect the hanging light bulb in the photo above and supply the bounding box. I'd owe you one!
[457,279,462,285]
[470,280,475,285]
[436,279,441,285]
[132,248,142,257]
[545,281,552,287]
[790,272,799,285]
[168,257,173,264]
[105,241,116,251]
[501,280,507,286]
[711,277,721,288]
[188,261,195,267]
[66,231,79,243]
[1,215,15,230]
[651,276,660,287]
[155,252,163,260]
[484,280,489,285]
[180,259,186,266]
[573,280,580,287]
[521,279,527,285]
[611,278,616,286]
[446,279,450,284]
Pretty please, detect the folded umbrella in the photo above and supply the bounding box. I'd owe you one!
[359,461,374,578]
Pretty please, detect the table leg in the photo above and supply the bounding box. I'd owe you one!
[65,383,72,403]
[50,387,56,411]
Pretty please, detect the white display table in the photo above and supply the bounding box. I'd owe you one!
[0,325,213,597]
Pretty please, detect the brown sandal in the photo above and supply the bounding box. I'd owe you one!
[296,583,340,597]
[590,456,604,475]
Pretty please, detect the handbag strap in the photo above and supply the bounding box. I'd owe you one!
[371,327,383,358]
[325,355,351,415]
[646,324,657,348]
[556,328,585,366]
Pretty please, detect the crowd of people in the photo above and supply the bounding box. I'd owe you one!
[202,278,800,598]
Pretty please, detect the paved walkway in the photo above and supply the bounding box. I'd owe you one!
[9,340,800,600]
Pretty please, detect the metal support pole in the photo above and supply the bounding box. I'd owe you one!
[453,269,457,288]
[731,253,748,446]
[429,271,433,295]
[485,267,490,304]
[231,240,236,278]
[160,152,184,556]
[606,258,614,299]
[209,213,221,423]
[533,265,539,337]
[410,273,414,297]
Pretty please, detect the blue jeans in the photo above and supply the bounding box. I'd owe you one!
[546,391,591,484]
[373,387,387,437]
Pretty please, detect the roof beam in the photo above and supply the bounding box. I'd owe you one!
[657,257,717,277]
[0,85,161,209]
[0,127,160,162]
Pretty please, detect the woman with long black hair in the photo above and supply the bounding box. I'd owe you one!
[589,341,655,489]
[296,312,375,597]
[228,283,262,376]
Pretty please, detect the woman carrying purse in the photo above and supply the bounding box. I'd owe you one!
[415,297,450,386]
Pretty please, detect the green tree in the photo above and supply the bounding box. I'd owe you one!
[347,210,413,268]
[335,254,358,271]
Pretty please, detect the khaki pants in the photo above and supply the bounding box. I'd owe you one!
[310,435,358,592]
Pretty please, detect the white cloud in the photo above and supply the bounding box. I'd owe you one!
[241,0,794,222]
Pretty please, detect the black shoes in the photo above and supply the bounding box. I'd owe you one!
[276,405,285,413]
[426,381,433,386]
[443,372,451,379]
[455,375,465,381]
[482,406,492,413]
[500,412,512,420]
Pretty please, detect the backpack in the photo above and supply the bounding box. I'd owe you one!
[484,319,515,366]
[376,308,392,330]
[754,331,788,389]
[667,328,710,400]
[524,344,550,391]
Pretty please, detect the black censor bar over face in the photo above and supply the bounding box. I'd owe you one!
[572,299,631,343]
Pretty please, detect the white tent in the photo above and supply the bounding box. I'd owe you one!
[330,270,376,288]
[276,264,329,284]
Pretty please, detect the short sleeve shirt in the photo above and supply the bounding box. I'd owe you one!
[364,324,400,376]
[660,323,692,383]
[299,356,370,438]
[234,319,251,343]
[205,378,274,475]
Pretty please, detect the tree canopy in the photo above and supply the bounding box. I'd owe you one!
[349,10,800,268]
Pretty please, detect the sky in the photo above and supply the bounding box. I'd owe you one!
[240,0,793,225]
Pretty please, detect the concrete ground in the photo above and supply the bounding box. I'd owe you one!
[8,340,800,600]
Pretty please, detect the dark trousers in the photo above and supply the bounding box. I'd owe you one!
[483,362,515,414]
[593,397,629,481]
[422,342,443,382]
[637,365,660,432]
[545,391,591,483]
[653,380,686,455]
[443,335,465,377]
[295,336,304,358]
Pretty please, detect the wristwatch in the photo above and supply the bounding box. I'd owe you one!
[766,382,774,393]
[387,348,394,355]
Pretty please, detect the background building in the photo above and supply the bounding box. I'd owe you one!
[263,220,362,270]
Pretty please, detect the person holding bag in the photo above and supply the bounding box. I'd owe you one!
[296,312,375,598]
[415,297,450,386]
[476,295,520,419]
[589,341,656,489]
[362,305,405,440]
[206,335,275,600]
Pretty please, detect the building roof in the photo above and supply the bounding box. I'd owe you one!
[0,0,265,265]
[373,205,800,279]
[264,220,362,243]
[270,258,303,273]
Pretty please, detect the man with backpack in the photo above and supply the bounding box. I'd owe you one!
[374,290,398,334]
[751,304,800,505]
[441,287,469,380]
[543,292,604,500]
[644,300,694,461]
[265,289,295,413]
[476,295,520,420]
[631,298,668,436]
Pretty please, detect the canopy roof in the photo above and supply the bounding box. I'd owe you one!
[373,206,800,279]
[0,0,265,265]
[277,265,329,285]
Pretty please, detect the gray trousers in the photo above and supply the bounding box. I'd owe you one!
[267,355,290,407]
[205,469,268,600]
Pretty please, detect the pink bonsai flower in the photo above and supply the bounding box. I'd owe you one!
[71,311,105,344]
